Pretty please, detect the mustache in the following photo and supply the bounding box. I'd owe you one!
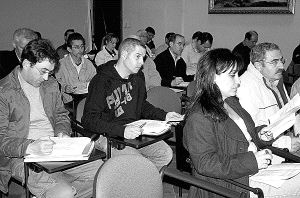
[277,69,284,74]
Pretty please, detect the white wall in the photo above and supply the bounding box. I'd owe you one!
[0,0,91,50]
[123,0,300,67]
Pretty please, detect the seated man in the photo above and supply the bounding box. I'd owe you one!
[55,32,96,104]
[0,28,38,79]
[154,33,194,87]
[232,30,258,76]
[181,31,213,76]
[237,42,300,162]
[0,39,103,198]
[82,38,182,171]
[155,32,175,56]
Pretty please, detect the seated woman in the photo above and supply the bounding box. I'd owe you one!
[95,33,119,67]
[183,48,300,198]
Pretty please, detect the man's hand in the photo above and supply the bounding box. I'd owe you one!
[26,136,56,156]
[258,127,274,141]
[171,77,184,86]
[57,132,70,138]
[290,136,300,153]
[254,149,273,170]
[165,112,184,125]
[124,125,143,139]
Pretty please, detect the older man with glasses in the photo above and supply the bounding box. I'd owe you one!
[237,42,300,164]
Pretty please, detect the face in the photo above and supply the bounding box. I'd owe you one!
[123,46,146,74]
[147,32,154,41]
[139,34,148,45]
[246,34,258,49]
[14,38,31,58]
[22,59,55,87]
[106,37,118,51]
[170,36,185,56]
[214,65,240,100]
[196,40,212,53]
[68,39,85,58]
[257,50,285,82]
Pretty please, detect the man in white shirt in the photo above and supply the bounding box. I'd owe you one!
[237,42,300,160]
[181,31,213,75]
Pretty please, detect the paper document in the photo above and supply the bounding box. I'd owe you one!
[127,120,171,136]
[176,82,189,88]
[251,163,300,188]
[24,137,94,162]
[263,94,300,139]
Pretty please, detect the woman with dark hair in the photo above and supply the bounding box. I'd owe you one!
[183,48,300,198]
[95,33,119,67]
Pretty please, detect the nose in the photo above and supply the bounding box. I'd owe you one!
[235,75,241,86]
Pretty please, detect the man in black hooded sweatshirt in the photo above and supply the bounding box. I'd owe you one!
[82,38,183,170]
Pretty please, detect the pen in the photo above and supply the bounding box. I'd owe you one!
[139,122,147,128]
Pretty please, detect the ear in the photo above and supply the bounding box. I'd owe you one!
[12,41,16,48]
[67,46,72,53]
[169,42,174,48]
[120,50,128,60]
[253,61,263,72]
[22,59,31,69]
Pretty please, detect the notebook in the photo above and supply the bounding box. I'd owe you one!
[24,137,94,162]
[126,120,171,136]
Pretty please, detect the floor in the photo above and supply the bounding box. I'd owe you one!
[3,146,190,198]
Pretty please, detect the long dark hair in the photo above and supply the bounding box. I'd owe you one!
[185,48,242,122]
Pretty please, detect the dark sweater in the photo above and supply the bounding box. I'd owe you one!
[82,60,167,137]
[183,96,269,198]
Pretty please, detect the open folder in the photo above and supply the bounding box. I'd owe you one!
[24,137,94,162]
[263,94,300,139]
[126,120,172,136]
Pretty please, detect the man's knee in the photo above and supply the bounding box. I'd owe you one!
[43,182,76,198]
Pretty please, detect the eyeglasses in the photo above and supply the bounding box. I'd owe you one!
[33,65,54,76]
[261,57,286,66]
[72,45,85,50]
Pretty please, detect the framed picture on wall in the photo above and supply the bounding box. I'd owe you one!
[208,0,295,14]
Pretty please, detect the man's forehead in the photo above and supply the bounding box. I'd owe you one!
[265,50,282,59]
[132,46,146,54]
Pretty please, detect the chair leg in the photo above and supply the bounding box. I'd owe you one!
[179,186,183,197]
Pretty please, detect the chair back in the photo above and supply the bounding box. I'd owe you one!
[186,80,196,98]
[76,98,86,122]
[146,86,181,113]
[95,155,163,198]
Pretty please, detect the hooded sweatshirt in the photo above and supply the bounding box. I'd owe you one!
[82,60,167,137]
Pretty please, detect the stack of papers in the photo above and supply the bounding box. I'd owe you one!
[24,137,94,162]
[127,120,171,136]
[264,94,300,139]
[251,163,300,188]
[176,82,189,88]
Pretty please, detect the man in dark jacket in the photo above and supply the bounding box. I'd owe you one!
[82,38,183,170]
[0,28,38,79]
[154,33,194,87]
[0,39,102,197]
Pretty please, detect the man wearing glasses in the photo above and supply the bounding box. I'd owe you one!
[55,32,96,104]
[237,42,300,163]
[0,39,103,198]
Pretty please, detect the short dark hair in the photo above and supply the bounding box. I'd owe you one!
[245,31,258,40]
[118,38,145,59]
[21,39,59,70]
[186,48,242,121]
[192,31,213,45]
[66,32,85,48]
[168,34,184,44]
[64,29,75,37]
[145,27,155,35]
[165,32,175,40]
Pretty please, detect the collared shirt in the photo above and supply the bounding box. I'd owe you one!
[168,48,181,66]
[69,55,83,74]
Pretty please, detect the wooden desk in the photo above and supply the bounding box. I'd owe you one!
[106,130,173,158]
[24,149,105,198]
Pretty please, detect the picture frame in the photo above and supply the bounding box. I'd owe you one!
[208,0,295,14]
